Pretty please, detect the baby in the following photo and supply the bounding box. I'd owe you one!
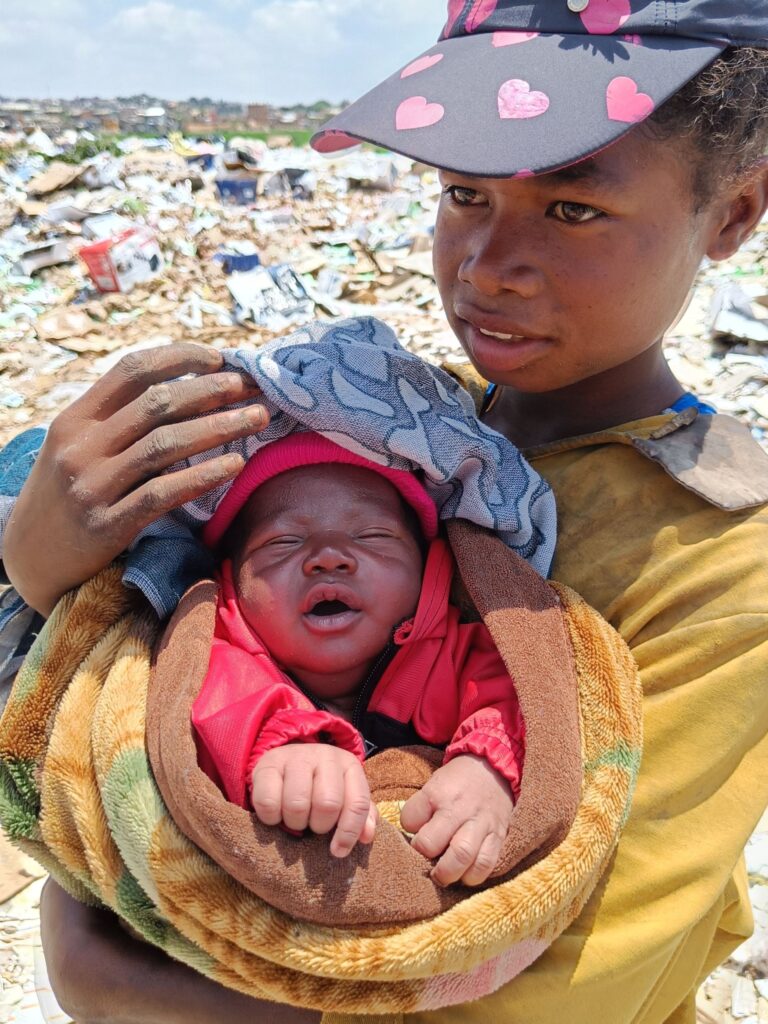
[192,432,525,888]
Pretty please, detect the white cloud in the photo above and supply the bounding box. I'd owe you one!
[1,0,446,102]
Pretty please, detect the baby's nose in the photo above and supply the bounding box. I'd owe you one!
[302,534,358,575]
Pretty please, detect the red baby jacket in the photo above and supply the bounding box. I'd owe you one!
[192,539,525,808]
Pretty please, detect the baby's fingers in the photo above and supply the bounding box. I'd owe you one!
[329,767,372,858]
[409,809,457,862]
[399,789,433,835]
[280,759,315,833]
[360,804,379,846]
[457,830,504,887]
[308,758,345,837]
[250,764,285,827]
[430,820,498,888]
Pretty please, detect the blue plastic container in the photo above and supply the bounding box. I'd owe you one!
[215,178,259,205]
[214,251,261,275]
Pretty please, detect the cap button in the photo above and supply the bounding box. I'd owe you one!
[567,0,590,11]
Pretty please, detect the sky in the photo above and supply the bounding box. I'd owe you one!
[0,0,448,105]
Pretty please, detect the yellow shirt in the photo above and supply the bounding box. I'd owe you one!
[409,407,768,1024]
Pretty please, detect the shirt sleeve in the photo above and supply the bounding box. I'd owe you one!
[442,631,525,801]
[192,641,364,809]
[408,482,768,1024]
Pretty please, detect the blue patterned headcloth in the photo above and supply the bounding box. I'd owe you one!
[154,316,556,577]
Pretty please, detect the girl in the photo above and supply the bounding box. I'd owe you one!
[4,2,768,1021]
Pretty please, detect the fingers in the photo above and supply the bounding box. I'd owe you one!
[330,764,373,858]
[308,757,347,837]
[359,804,378,846]
[409,806,456,862]
[109,454,247,532]
[250,762,286,827]
[110,402,268,502]
[399,788,433,835]
[431,823,504,887]
[102,371,264,456]
[250,748,374,859]
[279,756,317,833]
[70,344,227,420]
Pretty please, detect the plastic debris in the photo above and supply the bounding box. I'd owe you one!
[79,228,164,294]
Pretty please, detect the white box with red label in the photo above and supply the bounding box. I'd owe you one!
[79,227,164,293]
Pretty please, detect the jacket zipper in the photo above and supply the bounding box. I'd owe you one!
[351,636,398,732]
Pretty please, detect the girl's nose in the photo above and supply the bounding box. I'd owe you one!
[302,535,358,575]
[459,226,544,299]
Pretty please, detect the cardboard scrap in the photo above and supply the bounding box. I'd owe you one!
[25,160,84,197]
[35,308,99,343]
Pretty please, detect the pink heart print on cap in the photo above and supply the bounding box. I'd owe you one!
[606,77,654,122]
[445,0,497,36]
[498,79,550,120]
[581,0,631,35]
[492,31,539,47]
[401,54,444,79]
[396,96,446,131]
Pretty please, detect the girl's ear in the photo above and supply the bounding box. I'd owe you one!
[706,156,768,261]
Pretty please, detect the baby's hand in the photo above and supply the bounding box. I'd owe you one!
[250,744,377,857]
[400,754,514,887]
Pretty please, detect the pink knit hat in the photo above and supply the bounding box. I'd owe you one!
[202,432,438,549]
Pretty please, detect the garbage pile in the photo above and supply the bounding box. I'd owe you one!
[0,124,767,1024]
[1,127,766,451]
[0,128,456,444]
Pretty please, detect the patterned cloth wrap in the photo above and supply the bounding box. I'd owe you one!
[132,315,557,579]
[0,514,642,1017]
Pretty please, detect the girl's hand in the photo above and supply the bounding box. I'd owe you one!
[400,754,514,887]
[40,879,320,1023]
[251,744,378,857]
[3,344,269,616]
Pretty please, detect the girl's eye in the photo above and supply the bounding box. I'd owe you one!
[266,536,301,547]
[549,201,604,224]
[442,184,485,207]
[358,529,394,540]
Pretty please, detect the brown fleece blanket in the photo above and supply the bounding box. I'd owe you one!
[147,519,584,926]
[0,519,642,1012]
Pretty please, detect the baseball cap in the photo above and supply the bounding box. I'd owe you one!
[311,0,768,178]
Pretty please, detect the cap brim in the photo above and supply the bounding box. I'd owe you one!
[312,31,724,177]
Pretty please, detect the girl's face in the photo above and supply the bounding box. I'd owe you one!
[433,128,720,393]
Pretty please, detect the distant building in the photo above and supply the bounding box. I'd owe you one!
[247,104,269,129]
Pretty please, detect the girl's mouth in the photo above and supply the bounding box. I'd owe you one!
[462,321,553,374]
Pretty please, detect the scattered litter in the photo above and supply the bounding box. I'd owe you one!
[25,161,84,197]
[227,264,313,330]
[35,308,98,343]
[711,283,768,345]
[0,391,25,409]
[79,227,163,294]
[12,240,72,277]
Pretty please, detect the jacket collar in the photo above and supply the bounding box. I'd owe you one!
[442,362,768,513]
[526,407,768,512]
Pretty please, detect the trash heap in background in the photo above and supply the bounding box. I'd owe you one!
[0,125,767,1024]
[0,126,766,453]
[0,128,454,443]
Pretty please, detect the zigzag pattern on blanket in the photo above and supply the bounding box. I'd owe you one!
[134,316,557,579]
[0,525,642,1016]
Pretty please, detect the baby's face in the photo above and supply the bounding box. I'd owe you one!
[230,464,424,702]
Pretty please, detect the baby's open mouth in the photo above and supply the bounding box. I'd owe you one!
[307,599,352,617]
[302,586,362,632]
